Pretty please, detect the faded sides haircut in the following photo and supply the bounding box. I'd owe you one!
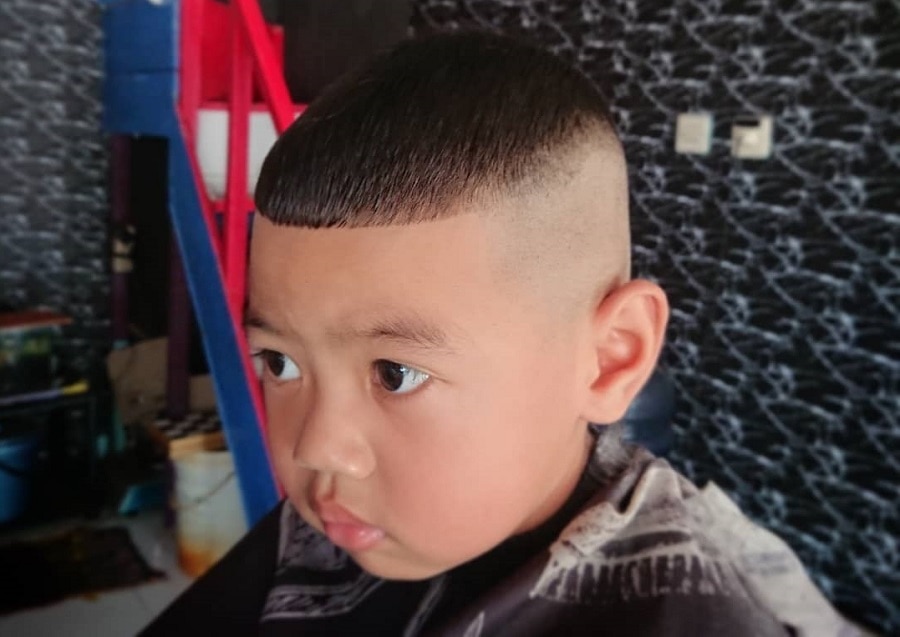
[255,31,619,228]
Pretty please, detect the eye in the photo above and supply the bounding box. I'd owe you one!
[373,360,430,395]
[251,349,301,382]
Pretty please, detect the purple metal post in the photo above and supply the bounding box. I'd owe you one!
[166,234,191,420]
[109,135,131,344]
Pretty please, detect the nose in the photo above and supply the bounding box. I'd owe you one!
[291,389,376,480]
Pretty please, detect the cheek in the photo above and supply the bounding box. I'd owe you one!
[375,395,505,525]
[375,381,561,549]
[266,422,293,480]
[263,390,311,497]
[266,422,295,493]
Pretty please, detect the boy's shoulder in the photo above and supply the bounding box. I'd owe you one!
[525,452,857,636]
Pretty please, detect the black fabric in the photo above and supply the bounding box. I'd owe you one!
[281,0,412,103]
[0,526,162,615]
[139,503,281,636]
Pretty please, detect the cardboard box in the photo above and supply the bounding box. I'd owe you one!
[106,338,218,427]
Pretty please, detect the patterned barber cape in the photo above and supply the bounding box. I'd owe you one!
[257,448,860,636]
[143,440,865,636]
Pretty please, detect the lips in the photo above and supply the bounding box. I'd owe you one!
[313,501,385,552]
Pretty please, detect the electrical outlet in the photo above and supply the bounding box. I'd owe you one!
[675,112,713,155]
[731,115,773,159]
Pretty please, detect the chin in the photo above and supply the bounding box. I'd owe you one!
[350,552,447,582]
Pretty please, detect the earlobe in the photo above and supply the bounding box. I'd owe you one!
[580,280,669,424]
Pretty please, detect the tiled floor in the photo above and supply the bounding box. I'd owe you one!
[0,511,194,636]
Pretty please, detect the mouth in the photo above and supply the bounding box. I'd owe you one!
[313,500,385,552]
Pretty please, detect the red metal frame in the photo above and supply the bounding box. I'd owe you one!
[175,0,306,495]
[223,8,252,316]
[232,0,296,133]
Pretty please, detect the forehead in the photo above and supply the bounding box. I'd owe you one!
[249,212,498,287]
[247,213,521,346]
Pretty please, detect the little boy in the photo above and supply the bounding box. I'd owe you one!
[143,32,863,636]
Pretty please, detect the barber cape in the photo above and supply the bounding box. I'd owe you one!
[143,442,865,637]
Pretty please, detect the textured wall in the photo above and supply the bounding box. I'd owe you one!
[413,0,899,631]
[0,0,108,377]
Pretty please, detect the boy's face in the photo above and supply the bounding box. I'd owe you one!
[247,213,594,580]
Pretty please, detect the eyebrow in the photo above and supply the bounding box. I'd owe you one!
[244,309,457,353]
[244,311,282,336]
[338,314,452,352]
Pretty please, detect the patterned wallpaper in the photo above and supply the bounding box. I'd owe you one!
[0,0,108,378]
[413,0,899,630]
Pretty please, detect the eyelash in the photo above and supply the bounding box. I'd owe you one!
[250,349,301,383]
[372,359,431,395]
[249,349,431,396]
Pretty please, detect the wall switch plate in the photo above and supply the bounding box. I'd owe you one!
[731,115,773,159]
[675,112,713,155]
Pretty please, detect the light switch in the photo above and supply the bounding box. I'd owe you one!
[675,112,713,155]
[731,115,773,159]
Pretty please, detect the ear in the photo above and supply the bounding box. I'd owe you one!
[579,279,669,424]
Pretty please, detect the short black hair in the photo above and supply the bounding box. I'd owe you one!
[255,31,617,228]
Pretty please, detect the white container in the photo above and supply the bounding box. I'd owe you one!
[172,449,248,577]
[196,107,301,200]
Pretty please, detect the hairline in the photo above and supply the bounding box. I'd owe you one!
[256,122,621,230]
